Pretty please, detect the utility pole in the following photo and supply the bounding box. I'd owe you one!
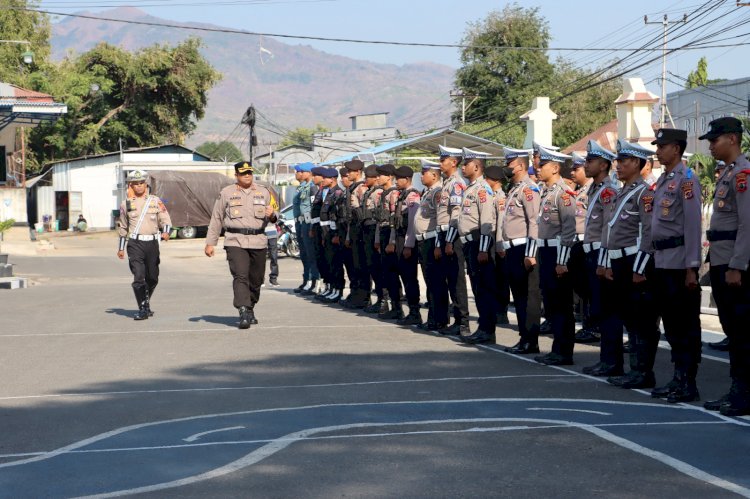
[241,105,257,162]
[449,90,479,126]
[645,13,688,128]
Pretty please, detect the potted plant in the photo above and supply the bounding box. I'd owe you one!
[0,218,15,265]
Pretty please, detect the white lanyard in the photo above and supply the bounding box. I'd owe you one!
[608,184,645,228]
[132,195,154,236]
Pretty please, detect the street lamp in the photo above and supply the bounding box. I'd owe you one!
[21,51,34,65]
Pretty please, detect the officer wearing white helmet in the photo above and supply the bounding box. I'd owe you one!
[117,170,172,320]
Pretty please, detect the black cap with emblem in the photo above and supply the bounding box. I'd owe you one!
[699,117,743,141]
[651,128,688,145]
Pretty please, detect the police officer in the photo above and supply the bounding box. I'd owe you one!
[701,117,750,416]
[393,165,423,325]
[485,164,510,326]
[446,148,496,344]
[436,145,470,336]
[605,139,660,389]
[374,163,403,320]
[533,146,578,365]
[309,166,331,298]
[292,162,319,294]
[117,169,172,320]
[567,152,593,341]
[501,147,542,354]
[361,165,386,313]
[649,128,703,403]
[408,159,448,331]
[205,161,278,329]
[341,160,369,309]
[319,168,346,303]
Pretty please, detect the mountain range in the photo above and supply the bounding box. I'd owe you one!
[50,8,455,149]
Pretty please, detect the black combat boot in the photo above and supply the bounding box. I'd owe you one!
[651,370,681,399]
[719,379,750,416]
[666,367,700,403]
[294,280,307,293]
[300,280,317,296]
[238,306,251,329]
[380,300,403,320]
[133,286,149,320]
[397,306,422,326]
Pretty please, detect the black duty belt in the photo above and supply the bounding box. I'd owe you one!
[226,228,264,236]
[652,236,685,250]
[706,230,738,242]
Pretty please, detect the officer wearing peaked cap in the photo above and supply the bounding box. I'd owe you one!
[701,117,750,416]
[117,169,172,320]
[501,146,543,354]
[292,162,319,294]
[205,161,278,329]
[649,128,704,403]
[605,139,660,390]
[436,145,471,336]
[449,147,497,343]
[533,145,578,366]
[410,159,449,330]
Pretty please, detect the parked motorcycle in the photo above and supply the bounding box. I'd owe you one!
[277,217,300,258]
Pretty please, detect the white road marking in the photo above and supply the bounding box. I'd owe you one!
[0,374,574,401]
[183,426,244,443]
[527,407,612,416]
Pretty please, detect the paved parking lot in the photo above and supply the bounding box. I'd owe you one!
[0,232,748,498]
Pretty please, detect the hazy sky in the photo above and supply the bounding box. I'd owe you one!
[45,0,750,94]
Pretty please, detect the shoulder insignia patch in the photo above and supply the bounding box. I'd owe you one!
[523,187,534,201]
[600,188,616,204]
[478,190,487,203]
[737,172,748,193]
[562,193,572,207]
[682,182,694,200]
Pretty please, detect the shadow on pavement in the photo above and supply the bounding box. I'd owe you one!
[188,315,238,327]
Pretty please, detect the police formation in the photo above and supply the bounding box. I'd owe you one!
[287,118,749,418]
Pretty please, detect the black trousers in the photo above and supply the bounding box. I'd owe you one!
[418,237,448,324]
[127,239,160,305]
[437,233,469,323]
[495,253,510,314]
[597,259,625,369]
[711,264,750,383]
[226,246,265,309]
[568,242,590,323]
[396,233,420,307]
[585,250,603,328]
[653,268,702,371]
[312,225,329,284]
[350,227,369,294]
[324,229,345,290]
[539,246,575,358]
[379,227,402,301]
[505,244,541,343]
[464,239,497,332]
[267,236,279,280]
[363,224,383,300]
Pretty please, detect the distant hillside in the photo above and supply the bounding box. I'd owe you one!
[51,8,455,149]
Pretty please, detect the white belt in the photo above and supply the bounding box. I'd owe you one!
[416,231,437,242]
[609,246,639,260]
[320,220,332,227]
[502,237,528,250]
[583,242,602,253]
[311,217,321,225]
[438,224,449,233]
[459,233,475,244]
[574,234,584,242]
[129,234,158,241]
[297,215,306,222]
[538,238,559,248]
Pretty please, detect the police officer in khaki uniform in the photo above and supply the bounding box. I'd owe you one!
[567,152,594,341]
[437,145,470,336]
[533,145,578,365]
[501,147,542,354]
[604,139,660,390]
[117,169,172,320]
[701,117,750,416]
[485,164,511,326]
[447,148,496,343]
[205,161,278,329]
[408,159,448,330]
[648,128,703,403]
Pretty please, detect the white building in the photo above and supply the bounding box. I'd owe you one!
[29,145,232,230]
[313,112,399,164]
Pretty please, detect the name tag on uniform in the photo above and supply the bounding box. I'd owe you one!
[304,213,311,223]
[253,196,265,205]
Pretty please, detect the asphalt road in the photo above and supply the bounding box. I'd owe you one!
[0,232,748,498]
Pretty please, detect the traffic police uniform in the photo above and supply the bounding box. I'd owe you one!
[408,159,448,330]
[361,165,386,313]
[117,169,172,320]
[501,147,542,354]
[436,145,470,336]
[649,128,703,403]
[701,117,750,416]
[319,168,346,302]
[533,146,578,365]
[605,140,660,389]
[566,153,593,340]
[394,165,423,325]
[486,164,511,325]
[448,148,497,343]
[292,162,319,294]
[206,161,278,328]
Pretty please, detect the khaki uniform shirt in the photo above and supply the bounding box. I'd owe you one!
[412,181,442,239]
[206,182,277,250]
[584,178,618,244]
[494,188,506,251]
[601,178,654,273]
[708,153,750,270]
[456,176,496,253]
[437,172,466,232]
[651,162,702,269]
[117,195,171,238]
[502,177,540,257]
[574,180,591,236]
[538,179,578,265]
[398,188,421,249]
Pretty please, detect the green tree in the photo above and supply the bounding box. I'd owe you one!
[196,141,244,162]
[279,124,332,148]
[686,57,709,89]
[454,3,553,126]
[26,38,221,170]
[0,0,51,87]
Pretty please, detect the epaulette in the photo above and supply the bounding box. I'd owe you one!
[565,189,577,196]
[685,168,694,180]
[529,185,540,192]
